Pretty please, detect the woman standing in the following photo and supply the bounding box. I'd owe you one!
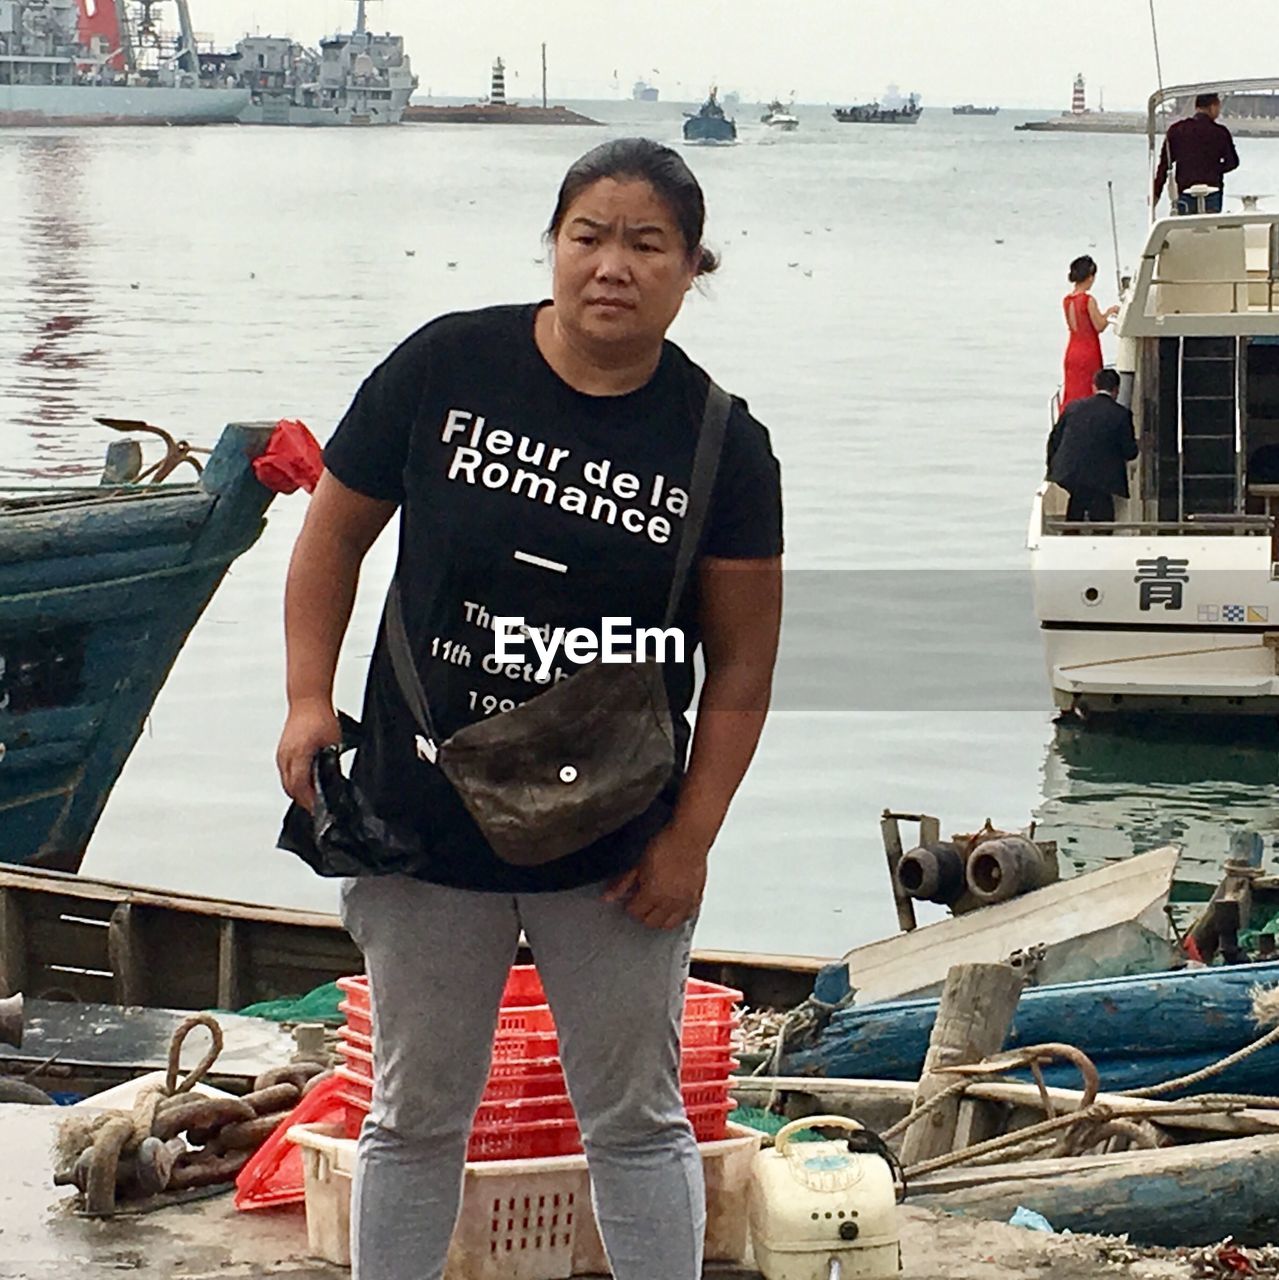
[1062,254,1119,409]
[275,138,782,1280]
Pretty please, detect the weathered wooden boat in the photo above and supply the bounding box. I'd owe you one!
[1,423,278,873]
[784,959,1279,1096]
[839,814,1181,1005]
[0,863,827,1014]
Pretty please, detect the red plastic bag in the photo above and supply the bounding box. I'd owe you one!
[234,1074,348,1211]
[252,418,323,495]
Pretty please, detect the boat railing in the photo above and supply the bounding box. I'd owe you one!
[1043,514,1273,536]
[1121,214,1279,334]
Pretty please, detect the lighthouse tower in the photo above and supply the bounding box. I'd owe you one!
[1071,73,1087,115]
[490,57,507,104]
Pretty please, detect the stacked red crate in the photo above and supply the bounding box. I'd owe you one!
[334,967,740,1161]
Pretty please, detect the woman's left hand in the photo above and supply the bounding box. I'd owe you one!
[603,825,710,930]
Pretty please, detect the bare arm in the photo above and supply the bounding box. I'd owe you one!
[276,470,397,808]
[672,555,782,844]
[606,555,782,929]
[1087,296,1113,333]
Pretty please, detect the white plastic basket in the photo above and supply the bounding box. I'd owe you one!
[288,1122,761,1278]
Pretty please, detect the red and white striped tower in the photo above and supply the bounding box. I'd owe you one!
[1072,73,1087,114]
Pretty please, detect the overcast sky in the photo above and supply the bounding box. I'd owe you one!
[196,1,1278,109]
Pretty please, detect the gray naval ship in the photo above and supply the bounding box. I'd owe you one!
[231,1,417,127]
[0,0,249,126]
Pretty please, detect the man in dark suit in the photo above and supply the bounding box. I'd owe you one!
[1047,367,1138,525]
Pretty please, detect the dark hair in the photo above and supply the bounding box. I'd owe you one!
[1094,367,1121,394]
[1195,92,1221,110]
[546,138,719,276]
[1068,254,1097,284]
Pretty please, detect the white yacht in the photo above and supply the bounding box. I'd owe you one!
[1030,78,1279,718]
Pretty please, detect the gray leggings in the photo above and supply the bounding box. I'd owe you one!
[339,875,705,1280]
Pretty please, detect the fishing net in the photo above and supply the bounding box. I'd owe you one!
[235,982,346,1025]
[730,1107,822,1140]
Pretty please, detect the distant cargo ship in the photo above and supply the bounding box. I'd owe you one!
[632,79,658,102]
[0,0,249,127]
[953,104,999,116]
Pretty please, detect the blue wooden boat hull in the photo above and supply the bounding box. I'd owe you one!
[0,424,276,871]
[784,960,1279,1095]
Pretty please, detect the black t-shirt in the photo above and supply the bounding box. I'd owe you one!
[322,303,783,892]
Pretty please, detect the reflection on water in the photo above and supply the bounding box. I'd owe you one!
[1035,718,1279,882]
[7,135,101,478]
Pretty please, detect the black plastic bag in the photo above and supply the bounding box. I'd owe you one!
[277,714,423,878]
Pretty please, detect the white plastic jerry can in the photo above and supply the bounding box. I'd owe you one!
[748,1115,901,1280]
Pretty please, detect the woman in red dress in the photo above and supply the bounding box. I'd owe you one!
[1062,254,1119,409]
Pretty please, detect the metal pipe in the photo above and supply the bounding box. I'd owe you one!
[1109,180,1123,297]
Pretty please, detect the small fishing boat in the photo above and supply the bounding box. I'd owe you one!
[683,87,737,144]
[952,104,999,116]
[1,422,280,873]
[841,814,1181,1005]
[834,94,922,125]
[782,958,1279,1095]
[760,98,799,131]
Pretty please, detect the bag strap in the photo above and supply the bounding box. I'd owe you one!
[663,380,730,627]
[384,582,441,760]
[385,379,732,761]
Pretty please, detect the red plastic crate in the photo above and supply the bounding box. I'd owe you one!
[337,1040,375,1079]
[680,1049,740,1083]
[336,1065,372,1105]
[482,1068,568,1102]
[475,1094,576,1128]
[688,1102,733,1144]
[683,978,742,1026]
[339,998,372,1040]
[336,969,742,1043]
[680,1080,736,1109]
[500,966,547,1005]
[491,1029,560,1061]
[468,1119,582,1162]
[679,1019,737,1051]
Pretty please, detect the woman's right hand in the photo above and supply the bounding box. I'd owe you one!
[276,698,342,812]
[1105,304,1120,319]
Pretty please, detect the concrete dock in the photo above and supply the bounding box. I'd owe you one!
[0,1104,1196,1280]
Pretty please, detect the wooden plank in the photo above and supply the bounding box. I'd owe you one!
[0,865,345,930]
[880,812,918,933]
[217,918,242,1011]
[899,963,1024,1167]
[107,903,148,1006]
[733,1076,1279,1141]
[0,888,28,997]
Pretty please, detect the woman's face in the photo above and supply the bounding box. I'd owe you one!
[551,177,699,353]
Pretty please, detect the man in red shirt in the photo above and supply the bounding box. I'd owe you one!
[1153,92,1240,215]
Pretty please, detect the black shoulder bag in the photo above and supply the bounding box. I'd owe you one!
[381,382,730,866]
